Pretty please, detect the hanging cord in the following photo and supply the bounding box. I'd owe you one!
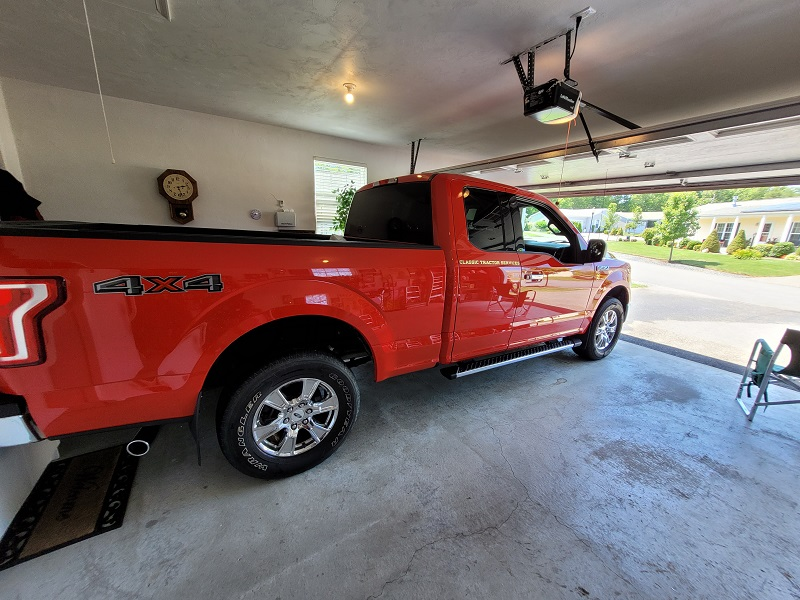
[564,16,582,83]
[82,0,116,164]
[557,119,573,198]
[601,169,609,237]
[569,16,582,60]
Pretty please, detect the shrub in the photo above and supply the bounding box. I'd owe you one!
[732,249,762,260]
[753,244,773,257]
[784,254,798,261]
[571,221,583,233]
[686,240,702,250]
[726,229,747,254]
[331,182,357,232]
[678,238,690,249]
[796,246,800,256]
[700,230,721,253]
[642,228,657,245]
[770,242,796,257]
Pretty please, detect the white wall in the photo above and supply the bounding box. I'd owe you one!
[0,78,60,535]
[0,79,24,180]
[2,77,479,230]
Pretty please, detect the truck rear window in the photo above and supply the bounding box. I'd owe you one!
[344,182,433,245]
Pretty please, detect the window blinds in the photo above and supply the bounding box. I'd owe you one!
[314,160,368,234]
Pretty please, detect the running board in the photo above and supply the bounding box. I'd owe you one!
[440,338,581,379]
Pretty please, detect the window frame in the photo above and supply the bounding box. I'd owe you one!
[789,222,800,246]
[507,194,581,264]
[758,223,773,243]
[716,222,735,245]
[461,187,517,253]
[313,158,368,235]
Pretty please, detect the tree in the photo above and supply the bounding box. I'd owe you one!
[657,192,699,262]
[625,205,643,235]
[602,202,619,239]
[632,193,670,212]
[559,186,800,211]
[726,229,748,254]
[331,181,357,233]
[701,229,721,253]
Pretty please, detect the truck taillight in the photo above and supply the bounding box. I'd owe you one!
[0,279,64,367]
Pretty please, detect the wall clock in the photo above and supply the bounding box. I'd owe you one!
[157,169,198,224]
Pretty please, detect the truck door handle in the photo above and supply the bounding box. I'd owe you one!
[523,271,545,282]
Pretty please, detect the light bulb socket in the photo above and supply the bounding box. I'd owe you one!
[343,83,356,103]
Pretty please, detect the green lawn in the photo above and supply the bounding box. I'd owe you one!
[607,241,800,277]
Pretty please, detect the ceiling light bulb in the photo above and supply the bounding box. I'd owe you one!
[343,83,356,104]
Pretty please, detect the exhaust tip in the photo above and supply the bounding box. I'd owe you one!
[126,439,150,457]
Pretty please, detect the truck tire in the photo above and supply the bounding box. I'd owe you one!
[574,297,624,361]
[218,352,359,479]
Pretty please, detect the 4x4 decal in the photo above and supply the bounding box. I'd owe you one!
[93,274,223,296]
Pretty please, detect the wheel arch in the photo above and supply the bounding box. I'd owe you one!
[602,284,630,320]
[188,314,373,466]
[202,314,374,396]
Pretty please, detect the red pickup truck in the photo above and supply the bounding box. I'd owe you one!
[0,173,630,478]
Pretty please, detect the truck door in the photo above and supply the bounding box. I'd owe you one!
[505,195,595,348]
[451,187,522,362]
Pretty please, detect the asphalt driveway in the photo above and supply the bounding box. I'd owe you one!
[617,255,800,369]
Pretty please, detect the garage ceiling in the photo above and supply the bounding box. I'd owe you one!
[1,0,799,190]
[443,100,800,196]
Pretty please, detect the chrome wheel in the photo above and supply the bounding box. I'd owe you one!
[251,377,339,457]
[594,308,619,353]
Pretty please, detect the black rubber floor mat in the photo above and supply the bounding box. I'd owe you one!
[0,444,140,570]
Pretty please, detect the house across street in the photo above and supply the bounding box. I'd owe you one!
[695,197,800,247]
[563,197,800,249]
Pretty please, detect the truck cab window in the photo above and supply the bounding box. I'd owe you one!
[463,188,515,252]
[345,181,434,245]
[509,197,579,263]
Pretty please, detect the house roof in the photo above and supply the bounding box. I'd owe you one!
[559,209,607,219]
[560,208,664,223]
[696,197,800,218]
[618,211,664,221]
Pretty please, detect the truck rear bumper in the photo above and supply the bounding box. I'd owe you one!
[0,415,41,447]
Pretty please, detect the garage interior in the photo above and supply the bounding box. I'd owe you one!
[1,1,799,598]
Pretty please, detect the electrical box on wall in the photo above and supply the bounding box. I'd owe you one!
[275,211,296,227]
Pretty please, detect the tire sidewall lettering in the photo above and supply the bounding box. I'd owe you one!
[327,371,354,448]
[236,386,270,471]
[221,356,359,478]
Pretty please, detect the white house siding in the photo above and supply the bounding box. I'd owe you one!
[694,198,800,248]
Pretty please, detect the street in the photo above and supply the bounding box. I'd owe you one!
[618,255,800,369]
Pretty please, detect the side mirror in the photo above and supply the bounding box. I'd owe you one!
[585,239,606,263]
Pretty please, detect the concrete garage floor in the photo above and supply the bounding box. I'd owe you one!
[2,342,799,599]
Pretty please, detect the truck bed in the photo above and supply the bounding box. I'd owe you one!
[0,221,436,249]
[1,221,447,437]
